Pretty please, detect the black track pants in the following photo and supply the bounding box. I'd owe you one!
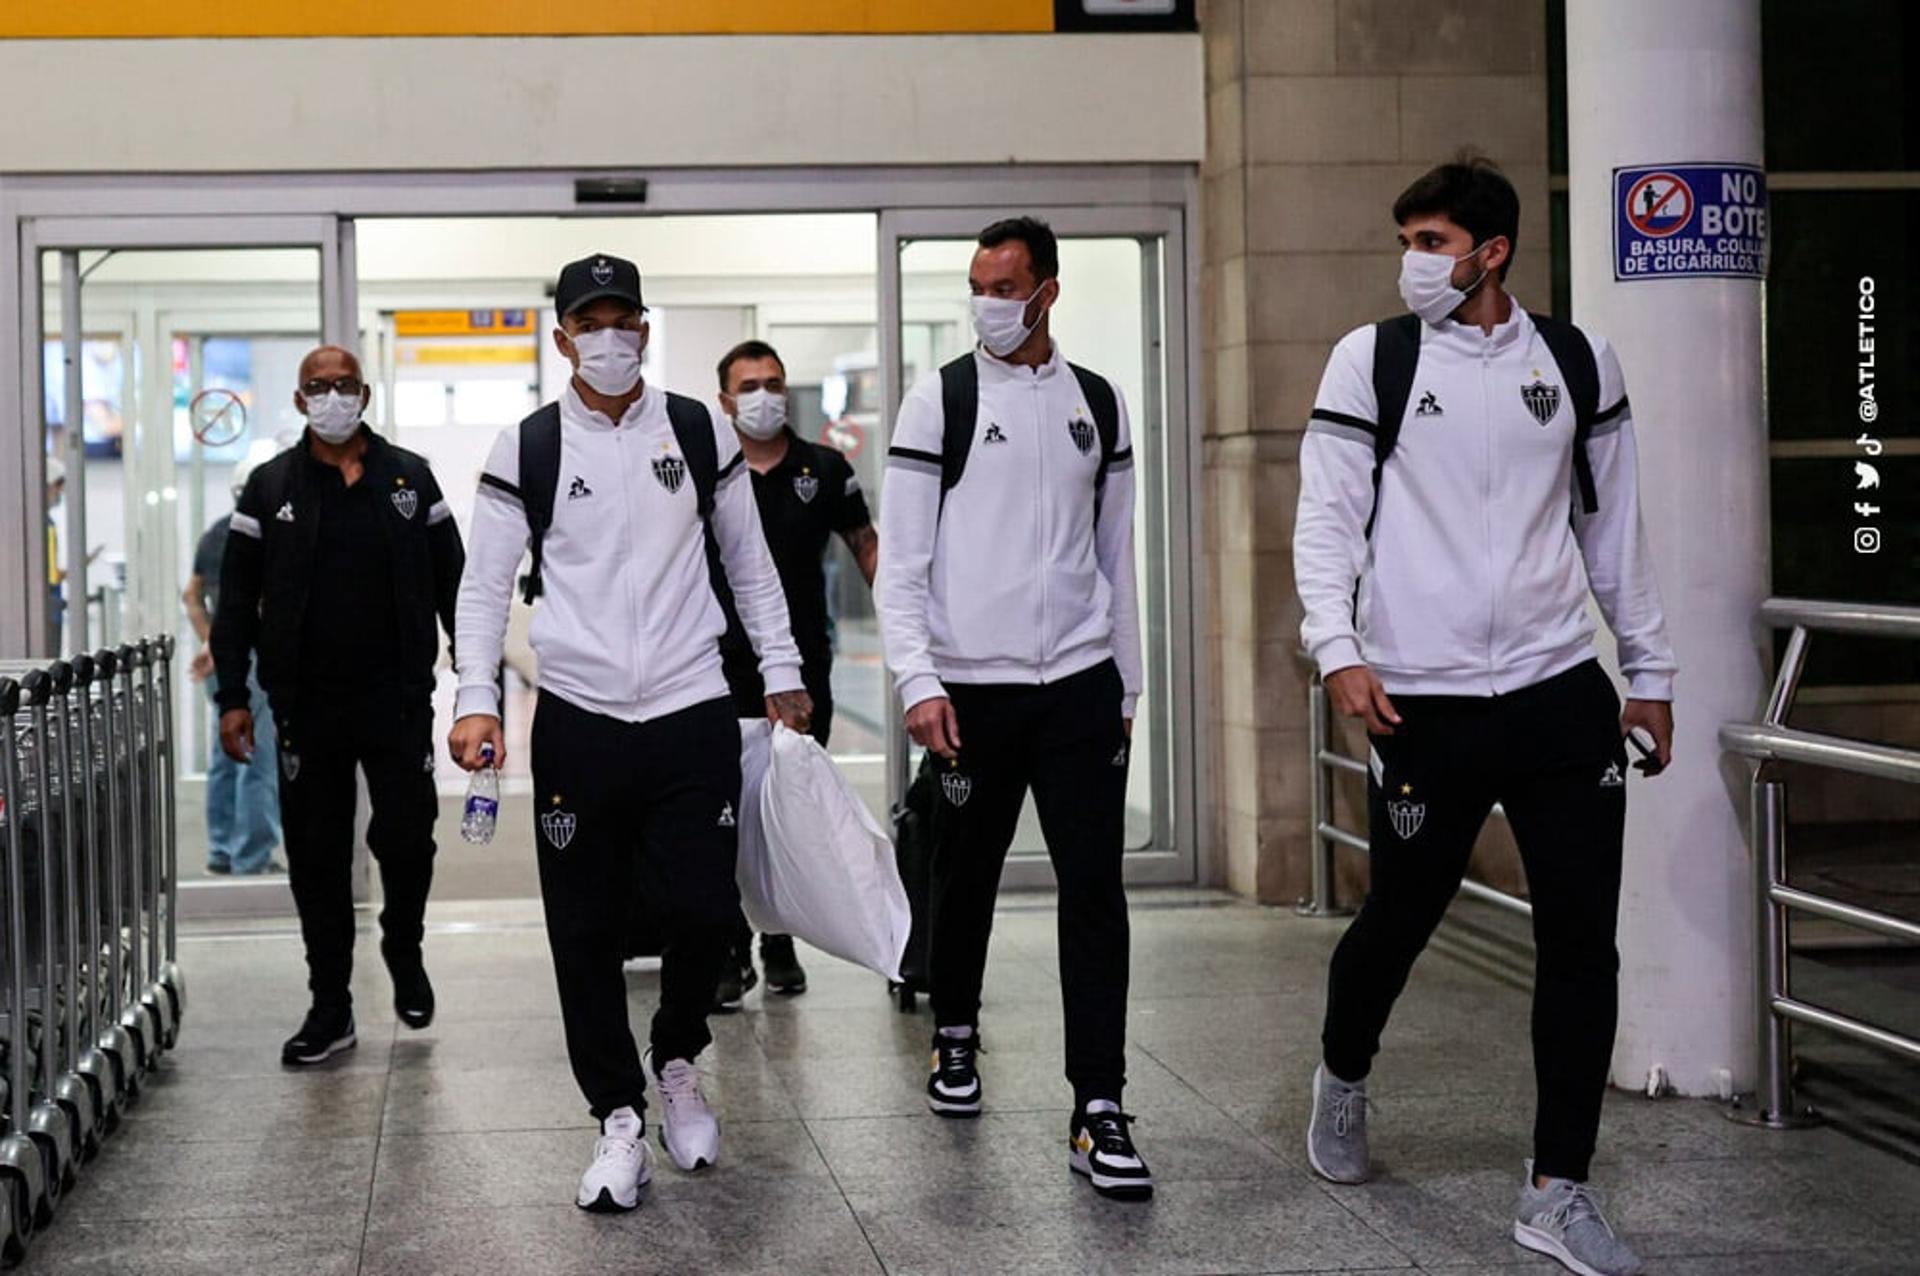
[532,692,742,1120]
[1321,659,1630,1182]
[928,660,1132,1108]
[275,692,438,1012]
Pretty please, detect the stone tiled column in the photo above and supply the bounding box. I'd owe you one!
[1201,0,1550,901]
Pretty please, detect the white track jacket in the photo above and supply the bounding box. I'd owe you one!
[1294,305,1677,701]
[454,383,803,724]
[878,344,1144,718]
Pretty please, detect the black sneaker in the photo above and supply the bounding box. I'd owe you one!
[760,934,807,996]
[712,951,757,1014]
[927,1030,982,1117]
[1069,1107,1154,1200]
[205,859,233,876]
[385,943,436,1030]
[281,1004,356,1066]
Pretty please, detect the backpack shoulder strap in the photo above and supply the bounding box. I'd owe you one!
[936,354,980,513]
[664,391,721,521]
[1530,314,1602,515]
[1365,313,1422,537]
[515,402,563,604]
[1067,362,1123,499]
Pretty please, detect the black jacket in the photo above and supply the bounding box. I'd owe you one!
[212,427,464,714]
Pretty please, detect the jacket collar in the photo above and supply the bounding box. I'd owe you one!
[1422,300,1534,359]
[298,423,381,476]
[975,340,1067,386]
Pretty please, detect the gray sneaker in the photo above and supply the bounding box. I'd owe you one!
[1305,1063,1371,1184]
[1512,1161,1644,1276]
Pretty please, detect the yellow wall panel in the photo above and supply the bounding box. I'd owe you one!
[1,0,1052,38]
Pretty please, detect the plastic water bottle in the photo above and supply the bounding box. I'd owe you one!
[461,743,499,844]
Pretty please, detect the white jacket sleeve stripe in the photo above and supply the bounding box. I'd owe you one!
[877,386,947,711]
[453,432,528,720]
[1295,328,1381,679]
[1097,387,1144,718]
[1573,357,1676,701]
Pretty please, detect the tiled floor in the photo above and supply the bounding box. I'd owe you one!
[15,892,1917,1275]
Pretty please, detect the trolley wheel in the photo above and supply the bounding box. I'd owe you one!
[0,1173,30,1267]
[27,1141,58,1226]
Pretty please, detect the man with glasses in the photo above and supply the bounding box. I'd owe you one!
[213,345,466,1066]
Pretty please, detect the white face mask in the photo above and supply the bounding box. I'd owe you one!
[569,326,643,396]
[1397,243,1491,325]
[303,390,363,444]
[730,388,788,441]
[970,286,1050,358]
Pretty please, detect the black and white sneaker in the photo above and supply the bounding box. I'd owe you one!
[280,1004,356,1066]
[712,950,758,1014]
[385,943,435,1030]
[927,1030,983,1117]
[1069,1106,1154,1201]
[760,934,807,996]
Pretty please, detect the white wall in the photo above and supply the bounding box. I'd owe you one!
[0,35,1203,173]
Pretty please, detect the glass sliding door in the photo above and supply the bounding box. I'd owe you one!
[23,216,350,911]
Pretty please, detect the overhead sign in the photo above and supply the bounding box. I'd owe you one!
[1614,163,1767,282]
[394,310,536,337]
[0,1,1183,37]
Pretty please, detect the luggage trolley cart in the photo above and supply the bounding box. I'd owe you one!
[0,676,47,1260]
[123,642,177,1053]
[87,648,149,1097]
[109,648,169,1066]
[144,636,185,1027]
[1,671,72,1237]
[60,655,123,1134]
[1,664,103,1167]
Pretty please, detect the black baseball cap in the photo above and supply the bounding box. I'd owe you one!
[555,253,644,318]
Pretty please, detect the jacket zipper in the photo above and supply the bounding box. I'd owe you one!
[1033,378,1048,679]
[1481,340,1498,693]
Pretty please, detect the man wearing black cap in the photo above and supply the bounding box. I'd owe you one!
[450,254,811,1214]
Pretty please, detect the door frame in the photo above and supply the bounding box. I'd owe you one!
[1,165,1211,886]
[878,205,1199,887]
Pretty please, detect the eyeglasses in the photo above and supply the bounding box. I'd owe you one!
[301,376,364,397]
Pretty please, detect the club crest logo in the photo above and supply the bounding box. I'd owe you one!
[391,488,418,520]
[793,472,819,504]
[941,771,973,808]
[281,750,300,782]
[540,807,578,851]
[590,258,615,286]
[652,454,688,494]
[1520,377,1562,426]
[1068,417,1097,455]
[1386,798,1425,840]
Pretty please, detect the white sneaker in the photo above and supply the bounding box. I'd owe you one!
[576,1107,652,1213]
[647,1050,721,1172]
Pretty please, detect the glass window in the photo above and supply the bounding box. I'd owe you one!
[1763,0,1918,173]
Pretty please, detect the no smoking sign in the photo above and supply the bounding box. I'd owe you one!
[1614,163,1768,282]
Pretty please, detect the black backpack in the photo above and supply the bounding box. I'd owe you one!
[514,393,719,604]
[1365,311,1608,536]
[935,354,1124,515]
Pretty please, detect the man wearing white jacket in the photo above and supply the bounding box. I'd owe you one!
[878,217,1152,1201]
[1293,156,1675,1276]
[449,253,810,1214]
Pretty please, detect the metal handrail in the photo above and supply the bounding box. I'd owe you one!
[1722,597,1920,1128]
[1300,663,1531,921]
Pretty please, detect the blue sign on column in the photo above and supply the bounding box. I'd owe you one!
[1613,163,1768,281]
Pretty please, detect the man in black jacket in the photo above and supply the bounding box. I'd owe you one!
[212,345,465,1066]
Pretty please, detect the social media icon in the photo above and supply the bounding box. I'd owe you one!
[1857,432,1884,457]
[1854,527,1882,555]
[1855,461,1881,490]
[1855,502,1882,518]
